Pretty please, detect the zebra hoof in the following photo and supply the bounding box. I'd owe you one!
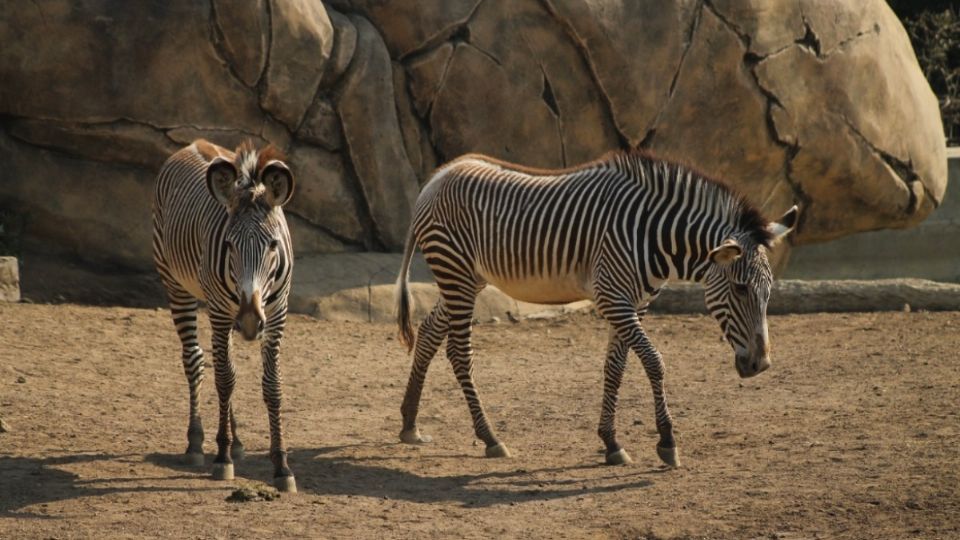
[656,445,680,468]
[212,462,235,481]
[485,442,511,458]
[274,475,297,493]
[399,428,432,444]
[231,443,245,461]
[605,448,633,465]
[184,452,205,467]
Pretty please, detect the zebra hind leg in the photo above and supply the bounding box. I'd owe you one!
[598,327,632,465]
[165,287,206,467]
[442,287,510,458]
[400,301,449,444]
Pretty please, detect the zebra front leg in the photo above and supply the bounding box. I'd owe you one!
[599,302,679,467]
[229,404,244,460]
[209,318,237,481]
[598,327,632,465]
[166,288,206,467]
[261,316,296,492]
[443,291,509,458]
[400,301,449,444]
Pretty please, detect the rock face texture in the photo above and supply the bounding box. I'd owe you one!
[0,0,946,271]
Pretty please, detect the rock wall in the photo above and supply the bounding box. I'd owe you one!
[0,0,946,271]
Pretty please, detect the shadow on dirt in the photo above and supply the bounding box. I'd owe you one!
[0,453,218,518]
[173,444,661,507]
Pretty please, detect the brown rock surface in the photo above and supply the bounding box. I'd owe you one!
[258,0,334,130]
[211,0,270,88]
[285,144,367,245]
[325,0,482,58]
[333,15,420,249]
[0,0,946,275]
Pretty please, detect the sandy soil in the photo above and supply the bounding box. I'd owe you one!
[0,303,958,539]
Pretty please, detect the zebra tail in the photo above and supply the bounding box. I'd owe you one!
[395,226,417,353]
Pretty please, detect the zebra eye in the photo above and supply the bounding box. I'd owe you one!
[269,239,279,251]
[733,282,749,296]
[222,240,233,253]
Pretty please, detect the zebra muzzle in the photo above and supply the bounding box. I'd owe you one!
[735,354,771,378]
[236,290,265,341]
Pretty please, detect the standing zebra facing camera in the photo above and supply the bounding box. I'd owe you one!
[395,150,798,467]
[153,139,297,492]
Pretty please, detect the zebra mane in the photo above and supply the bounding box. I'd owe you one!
[608,149,775,248]
[233,140,286,184]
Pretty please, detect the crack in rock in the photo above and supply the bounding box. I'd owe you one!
[285,208,365,247]
[397,0,486,62]
[841,114,924,214]
[705,0,812,230]
[795,20,822,58]
[538,66,566,166]
[537,0,630,149]
[208,1,259,90]
[459,38,502,67]
[642,0,705,148]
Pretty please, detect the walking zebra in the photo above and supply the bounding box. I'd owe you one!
[153,139,297,492]
[395,150,797,466]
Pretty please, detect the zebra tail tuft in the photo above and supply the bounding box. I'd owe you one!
[395,227,417,353]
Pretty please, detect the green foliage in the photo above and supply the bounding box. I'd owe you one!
[901,7,960,144]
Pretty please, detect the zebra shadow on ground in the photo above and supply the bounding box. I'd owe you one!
[0,453,219,519]
[210,444,662,507]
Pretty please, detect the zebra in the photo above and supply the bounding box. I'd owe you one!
[153,139,297,492]
[394,150,798,467]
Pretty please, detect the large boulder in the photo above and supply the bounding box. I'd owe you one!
[0,0,946,277]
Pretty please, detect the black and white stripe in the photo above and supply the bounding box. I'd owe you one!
[395,150,798,466]
[153,140,297,492]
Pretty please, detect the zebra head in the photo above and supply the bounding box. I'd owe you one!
[704,206,798,378]
[206,143,294,341]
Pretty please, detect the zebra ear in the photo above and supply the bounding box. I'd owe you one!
[260,160,294,207]
[766,205,799,246]
[206,157,238,207]
[709,238,743,266]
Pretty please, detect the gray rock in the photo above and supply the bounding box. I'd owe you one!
[285,213,353,256]
[285,144,367,244]
[8,118,178,170]
[0,1,263,131]
[333,16,420,250]
[0,257,20,303]
[325,0,482,58]
[259,0,334,130]
[544,0,700,147]
[288,253,591,322]
[297,99,343,151]
[650,279,960,314]
[321,9,358,89]
[0,133,154,270]
[211,0,269,87]
[0,0,947,273]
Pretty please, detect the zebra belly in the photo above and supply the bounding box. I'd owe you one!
[482,273,591,305]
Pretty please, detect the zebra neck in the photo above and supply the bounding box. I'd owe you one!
[641,195,740,285]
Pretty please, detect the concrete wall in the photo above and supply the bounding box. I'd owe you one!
[785,148,960,282]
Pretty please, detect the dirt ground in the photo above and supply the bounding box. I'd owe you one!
[0,303,958,540]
